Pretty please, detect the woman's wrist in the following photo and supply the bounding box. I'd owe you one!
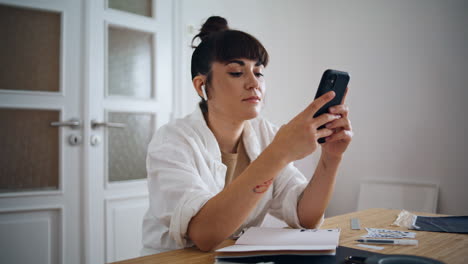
[320,152,343,167]
[264,142,291,168]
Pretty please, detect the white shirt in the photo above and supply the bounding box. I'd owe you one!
[141,107,319,255]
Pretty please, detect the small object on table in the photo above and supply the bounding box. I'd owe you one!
[362,228,416,238]
[356,244,384,250]
[355,239,418,246]
[351,218,361,230]
[392,210,468,233]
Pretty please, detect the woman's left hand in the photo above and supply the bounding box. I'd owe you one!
[321,93,353,158]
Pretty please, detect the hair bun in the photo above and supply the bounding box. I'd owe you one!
[192,16,229,47]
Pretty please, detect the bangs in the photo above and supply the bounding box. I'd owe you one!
[213,30,269,67]
[191,29,269,79]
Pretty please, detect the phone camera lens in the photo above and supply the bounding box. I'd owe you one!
[328,75,337,88]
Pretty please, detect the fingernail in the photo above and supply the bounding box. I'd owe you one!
[329,107,336,113]
[335,115,341,119]
[326,123,332,128]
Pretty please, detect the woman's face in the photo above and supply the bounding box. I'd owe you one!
[207,58,265,122]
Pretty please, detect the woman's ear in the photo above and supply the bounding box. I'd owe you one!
[193,76,206,100]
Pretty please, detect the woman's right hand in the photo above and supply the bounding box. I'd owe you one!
[270,91,341,163]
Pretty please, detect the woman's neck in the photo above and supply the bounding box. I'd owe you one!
[204,111,244,154]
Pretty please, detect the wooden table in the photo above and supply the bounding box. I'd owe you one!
[113,208,468,264]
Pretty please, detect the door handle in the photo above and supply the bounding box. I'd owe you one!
[50,118,81,129]
[91,120,126,129]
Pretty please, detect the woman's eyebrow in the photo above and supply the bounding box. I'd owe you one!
[224,60,263,68]
[225,60,245,66]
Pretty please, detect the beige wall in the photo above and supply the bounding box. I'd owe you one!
[176,0,468,216]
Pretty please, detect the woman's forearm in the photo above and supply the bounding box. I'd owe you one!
[187,144,289,251]
[297,153,342,228]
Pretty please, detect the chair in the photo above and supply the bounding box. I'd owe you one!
[357,179,439,213]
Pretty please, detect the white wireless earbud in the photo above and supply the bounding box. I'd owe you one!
[201,84,208,101]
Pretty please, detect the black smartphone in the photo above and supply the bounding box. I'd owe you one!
[313,69,350,143]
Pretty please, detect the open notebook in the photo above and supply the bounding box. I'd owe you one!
[216,227,340,259]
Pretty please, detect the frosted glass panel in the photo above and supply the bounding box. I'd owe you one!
[0,108,59,192]
[108,26,153,98]
[108,0,152,17]
[0,4,60,92]
[108,112,154,182]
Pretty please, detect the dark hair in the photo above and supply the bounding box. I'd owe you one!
[191,16,269,112]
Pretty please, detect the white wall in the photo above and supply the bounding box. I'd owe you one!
[175,0,468,216]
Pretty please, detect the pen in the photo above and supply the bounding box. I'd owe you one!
[355,239,418,245]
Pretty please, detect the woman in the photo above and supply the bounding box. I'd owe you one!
[142,16,353,254]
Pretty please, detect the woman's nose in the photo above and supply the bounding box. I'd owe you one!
[246,71,260,90]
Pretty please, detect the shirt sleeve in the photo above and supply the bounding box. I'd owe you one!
[258,118,324,229]
[268,164,325,229]
[145,135,216,249]
[268,164,307,228]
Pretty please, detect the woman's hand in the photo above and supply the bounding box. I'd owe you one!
[271,91,341,163]
[321,89,353,158]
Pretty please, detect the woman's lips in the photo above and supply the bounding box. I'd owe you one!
[242,96,261,103]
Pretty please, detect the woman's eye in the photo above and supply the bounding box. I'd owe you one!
[229,72,242,77]
[255,72,264,77]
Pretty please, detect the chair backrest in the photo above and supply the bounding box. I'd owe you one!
[357,179,439,213]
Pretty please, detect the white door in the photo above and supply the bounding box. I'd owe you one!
[0,0,83,263]
[84,0,172,263]
[0,0,173,263]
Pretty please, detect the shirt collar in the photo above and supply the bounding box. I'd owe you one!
[188,105,262,162]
